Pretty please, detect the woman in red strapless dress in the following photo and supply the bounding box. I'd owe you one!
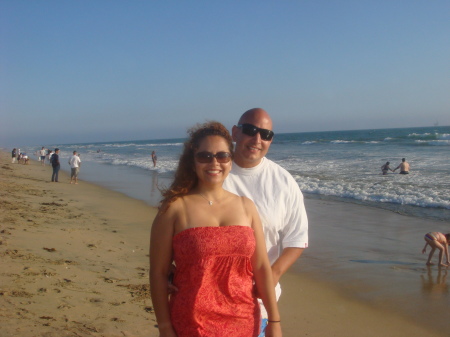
[150,122,282,337]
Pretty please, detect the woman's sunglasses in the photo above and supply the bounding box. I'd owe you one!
[195,151,232,163]
[237,123,274,141]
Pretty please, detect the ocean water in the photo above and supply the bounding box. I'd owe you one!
[25,126,450,221]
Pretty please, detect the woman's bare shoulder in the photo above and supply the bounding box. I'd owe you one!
[155,197,185,221]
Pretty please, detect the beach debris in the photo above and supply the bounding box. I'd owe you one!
[102,276,120,283]
[43,247,56,252]
[117,283,150,302]
[40,202,67,207]
[89,298,103,303]
[110,317,125,322]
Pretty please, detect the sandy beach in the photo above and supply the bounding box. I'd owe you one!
[1,150,447,337]
[0,152,159,337]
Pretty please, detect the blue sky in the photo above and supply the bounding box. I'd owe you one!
[1,1,449,145]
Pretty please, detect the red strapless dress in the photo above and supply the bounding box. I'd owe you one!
[170,226,260,337]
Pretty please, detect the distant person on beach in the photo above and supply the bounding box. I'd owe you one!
[393,158,410,174]
[422,232,450,267]
[11,148,17,163]
[69,151,81,184]
[40,147,47,166]
[381,161,393,175]
[47,150,53,164]
[51,148,60,182]
[150,121,281,337]
[223,108,308,336]
[20,153,29,164]
[151,151,157,167]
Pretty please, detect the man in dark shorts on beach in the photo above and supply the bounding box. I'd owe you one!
[40,147,47,166]
[69,151,81,184]
[393,158,410,174]
[51,148,61,182]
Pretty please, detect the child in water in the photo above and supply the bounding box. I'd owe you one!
[380,161,393,175]
[422,232,450,267]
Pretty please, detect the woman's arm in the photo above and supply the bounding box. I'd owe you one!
[246,198,282,337]
[422,242,429,254]
[149,204,178,336]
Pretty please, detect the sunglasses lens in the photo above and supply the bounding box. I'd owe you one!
[195,152,231,163]
[260,130,274,141]
[216,152,231,163]
[196,152,213,163]
[240,124,274,141]
[241,124,258,137]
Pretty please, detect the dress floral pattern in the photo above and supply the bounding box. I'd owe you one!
[170,226,260,337]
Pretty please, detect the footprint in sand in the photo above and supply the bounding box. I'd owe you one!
[144,306,154,313]
[110,317,125,322]
[89,298,103,303]
[3,289,34,298]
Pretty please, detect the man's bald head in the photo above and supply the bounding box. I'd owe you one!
[238,108,273,129]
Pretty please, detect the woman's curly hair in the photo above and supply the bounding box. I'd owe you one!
[159,121,233,211]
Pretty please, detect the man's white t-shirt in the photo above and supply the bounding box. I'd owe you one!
[69,155,81,168]
[223,157,308,315]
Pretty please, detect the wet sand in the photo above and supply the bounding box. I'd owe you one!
[0,150,447,336]
[296,197,449,336]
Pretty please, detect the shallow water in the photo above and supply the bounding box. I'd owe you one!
[26,125,449,220]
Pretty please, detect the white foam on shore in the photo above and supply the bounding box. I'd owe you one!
[294,174,450,210]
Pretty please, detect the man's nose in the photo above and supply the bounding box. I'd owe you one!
[251,131,262,142]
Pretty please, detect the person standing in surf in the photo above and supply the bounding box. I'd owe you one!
[393,158,410,174]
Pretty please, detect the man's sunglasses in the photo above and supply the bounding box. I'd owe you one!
[237,123,274,141]
[195,151,232,163]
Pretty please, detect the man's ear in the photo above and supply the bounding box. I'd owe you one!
[231,125,239,142]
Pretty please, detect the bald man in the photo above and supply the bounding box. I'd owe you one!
[223,108,308,335]
[393,158,410,174]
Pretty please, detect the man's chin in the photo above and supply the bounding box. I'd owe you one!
[242,155,263,166]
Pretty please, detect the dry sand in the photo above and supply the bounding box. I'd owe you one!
[0,151,445,336]
[0,152,158,337]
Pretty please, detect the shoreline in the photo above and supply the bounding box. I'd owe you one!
[1,151,447,336]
